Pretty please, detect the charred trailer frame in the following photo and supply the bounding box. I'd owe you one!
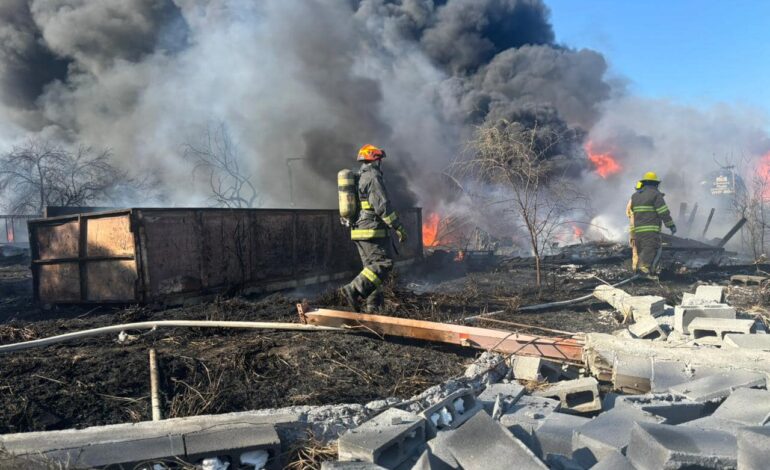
[28,208,423,305]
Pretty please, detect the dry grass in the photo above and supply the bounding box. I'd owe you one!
[0,324,37,343]
[284,432,338,470]
[167,362,225,418]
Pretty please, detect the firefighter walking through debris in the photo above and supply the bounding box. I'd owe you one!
[339,144,408,313]
[627,172,676,277]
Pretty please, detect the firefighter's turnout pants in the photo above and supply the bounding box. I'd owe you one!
[635,232,662,274]
[346,238,394,311]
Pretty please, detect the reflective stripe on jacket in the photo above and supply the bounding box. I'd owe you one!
[351,163,402,240]
[629,186,675,233]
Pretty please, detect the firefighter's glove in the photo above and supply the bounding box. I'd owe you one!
[396,226,408,244]
[670,225,677,235]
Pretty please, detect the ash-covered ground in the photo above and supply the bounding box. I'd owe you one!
[0,248,768,436]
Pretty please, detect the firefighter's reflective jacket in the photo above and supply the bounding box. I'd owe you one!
[351,163,402,240]
[628,186,675,234]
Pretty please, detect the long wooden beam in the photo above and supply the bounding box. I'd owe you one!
[299,306,585,364]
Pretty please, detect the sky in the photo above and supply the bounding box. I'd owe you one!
[548,0,770,113]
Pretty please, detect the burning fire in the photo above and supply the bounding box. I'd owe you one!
[572,225,584,240]
[585,140,621,178]
[758,152,770,200]
[423,212,440,247]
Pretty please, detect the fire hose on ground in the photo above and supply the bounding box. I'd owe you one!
[0,320,342,354]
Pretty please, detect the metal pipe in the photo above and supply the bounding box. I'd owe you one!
[0,320,341,354]
[149,349,162,421]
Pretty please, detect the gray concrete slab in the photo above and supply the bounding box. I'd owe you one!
[444,411,547,470]
[499,395,561,449]
[338,408,425,468]
[613,393,705,424]
[668,370,766,402]
[738,426,770,470]
[711,387,770,425]
[573,406,663,465]
[321,462,387,469]
[679,416,748,437]
[628,316,667,341]
[612,354,652,394]
[533,377,601,413]
[694,285,726,303]
[590,450,636,470]
[476,382,526,415]
[674,304,736,334]
[650,361,721,393]
[689,317,754,340]
[723,332,770,350]
[531,412,590,459]
[419,388,482,438]
[36,435,185,469]
[626,421,737,470]
[426,429,461,470]
[184,423,281,467]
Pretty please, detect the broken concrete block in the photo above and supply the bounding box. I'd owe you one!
[444,411,547,470]
[650,360,720,393]
[711,387,770,425]
[321,462,387,470]
[594,285,666,320]
[419,388,481,438]
[499,395,561,449]
[533,377,601,414]
[723,332,770,350]
[573,406,664,465]
[544,454,586,470]
[613,393,705,425]
[669,370,766,402]
[338,408,425,468]
[612,354,652,394]
[626,421,736,470]
[689,317,754,341]
[511,356,563,382]
[590,450,636,470]
[34,435,186,469]
[694,285,726,303]
[673,304,736,334]
[184,423,282,469]
[476,382,525,415]
[738,426,770,470]
[680,415,748,437]
[530,412,589,459]
[625,295,667,318]
[426,430,460,470]
[628,316,668,340]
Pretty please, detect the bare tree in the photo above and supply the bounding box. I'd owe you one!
[452,119,584,287]
[0,139,143,215]
[183,122,260,208]
[734,162,769,263]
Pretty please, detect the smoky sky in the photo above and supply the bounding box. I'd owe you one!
[1,0,763,231]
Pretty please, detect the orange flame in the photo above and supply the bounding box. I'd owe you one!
[758,152,770,200]
[585,141,621,178]
[572,225,584,240]
[422,212,440,247]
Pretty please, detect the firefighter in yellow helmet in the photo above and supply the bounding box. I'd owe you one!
[339,145,408,313]
[627,172,676,277]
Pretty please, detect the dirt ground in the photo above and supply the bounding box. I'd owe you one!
[0,251,768,435]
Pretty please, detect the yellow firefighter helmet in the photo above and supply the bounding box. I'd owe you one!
[641,171,660,183]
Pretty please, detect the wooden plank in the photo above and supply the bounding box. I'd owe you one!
[302,308,584,364]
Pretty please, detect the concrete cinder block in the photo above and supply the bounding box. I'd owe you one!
[511,356,563,382]
[613,393,705,424]
[680,415,748,437]
[711,387,770,425]
[321,462,387,469]
[723,333,770,350]
[572,406,664,465]
[531,412,589,459]
[694,285,726,303]
[533,377,601,414]
[626,421,737,470]
[612,354,652,394]
[183,423,282,468]
[590,450,636,470]
[624,296,667,319]
[669,370,766,402]
[738,426,770,470]
[476,382,526,415]
[689,317,754,341]
[628,316,668,341]
[338,408,426,468]
[419,388,482,438]
[673,304,736,334]
[650,360,720,393]
[444,411,546,470]
[499,395,561,450]
[426,430,461,470]
[36,435,186,469]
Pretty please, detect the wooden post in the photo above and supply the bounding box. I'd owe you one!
[149,349,162,421]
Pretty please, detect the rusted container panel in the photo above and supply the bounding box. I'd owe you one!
[29,207,423,305]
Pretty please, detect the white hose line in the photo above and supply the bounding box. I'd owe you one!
[0,320,341,354]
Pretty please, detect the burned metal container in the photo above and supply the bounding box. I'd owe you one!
[28,208,423,305]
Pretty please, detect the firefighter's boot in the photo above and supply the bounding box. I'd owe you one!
[339,284,362,312]
[364,290,384,314]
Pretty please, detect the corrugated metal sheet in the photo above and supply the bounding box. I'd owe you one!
[28,208,423,305]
